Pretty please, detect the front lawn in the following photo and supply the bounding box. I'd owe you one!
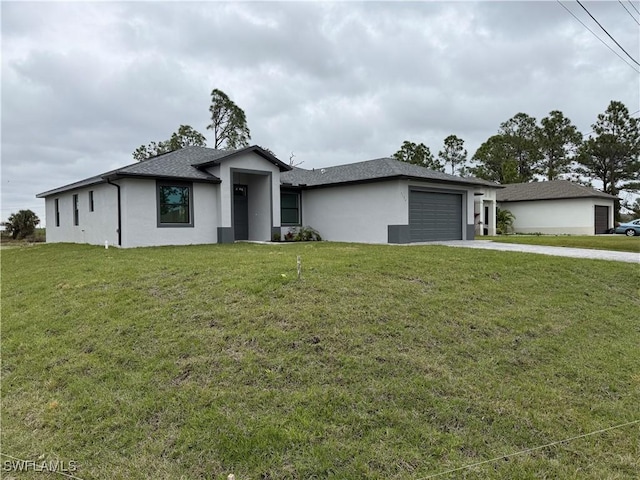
[2,243,638,479]
[484,234,640,253]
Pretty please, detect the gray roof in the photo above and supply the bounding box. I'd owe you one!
[281,157,499,189]
[496,180,617,202]
[37,146,289,197]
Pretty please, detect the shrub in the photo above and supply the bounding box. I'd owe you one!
[496,208,515,235]
[2,210,41,240]
[284,226,322,242]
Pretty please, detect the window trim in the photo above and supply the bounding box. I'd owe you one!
[73,194,79,226]
[156,181,194,228]
[89,191,94,212]
[55,198,60,227]
[281,190,301,226]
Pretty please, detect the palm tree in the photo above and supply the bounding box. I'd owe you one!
[496,208,515,234]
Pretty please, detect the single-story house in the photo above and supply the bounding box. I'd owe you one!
[37,146,500,247]
[496,180,617,235]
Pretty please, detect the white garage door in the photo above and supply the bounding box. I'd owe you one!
[409,190,463,242]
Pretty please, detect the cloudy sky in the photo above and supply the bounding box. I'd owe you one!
[2,1,639,223]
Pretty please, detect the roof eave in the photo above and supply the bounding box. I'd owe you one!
[36,177,107,198]
[103,172,222,184]
[498,195,615,202]
[283,174,499,190]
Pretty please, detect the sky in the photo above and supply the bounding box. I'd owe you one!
[2,0,639,223]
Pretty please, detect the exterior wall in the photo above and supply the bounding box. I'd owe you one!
[234,172,272,241]
[299,181,407,243]
[297,180,477,243]
[44,183,119,246]
[498,198,615,235]
[119,178,219,247]
[210,152,282,232]
[475,187,497,236]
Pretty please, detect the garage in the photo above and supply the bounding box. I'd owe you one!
[594,205,609,234]
[409,189,463,242]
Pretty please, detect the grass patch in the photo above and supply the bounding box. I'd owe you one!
[2,243,639,479]
[484,235,640,253]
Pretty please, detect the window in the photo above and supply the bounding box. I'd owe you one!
[73,194,79,226]
[89,191,94,212]
[55,198,60,227]
[281,191,301,225]
[157,182,193,227]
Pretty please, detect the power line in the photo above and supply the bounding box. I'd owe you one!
[627,0,640,15]
[417,419,640,480]
[576,0,640,66]
[582,109,640,137]
[619,0,640,25]
[556,1,640,73]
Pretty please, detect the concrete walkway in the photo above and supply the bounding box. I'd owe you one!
[427,240,639,264]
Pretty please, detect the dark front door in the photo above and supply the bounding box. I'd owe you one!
[234,185,248,240]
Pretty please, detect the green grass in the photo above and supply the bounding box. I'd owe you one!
[483,235,640,253]
[2,243,639,479]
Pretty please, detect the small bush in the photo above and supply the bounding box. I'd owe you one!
[272,232,281,242]
[285,226,322,242]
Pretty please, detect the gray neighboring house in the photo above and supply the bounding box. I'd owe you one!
[37,146,501,247]
[496,180,617,235]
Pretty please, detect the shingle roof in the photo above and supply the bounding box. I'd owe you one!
[280,157,499,188]
[37,146,289,197]
[496,180,617,202]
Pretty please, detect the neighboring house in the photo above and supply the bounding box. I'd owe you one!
[37,146,500,247]
[496,180,617,235]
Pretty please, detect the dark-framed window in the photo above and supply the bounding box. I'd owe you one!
[55,198,60,227]
[281,190,301,226]
[157,182,194,227]
[89,191,94,212]
[73,194,79,226]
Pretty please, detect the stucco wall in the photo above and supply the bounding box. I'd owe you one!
[297,180,478,243]
[210,152,282,230]
[119,178,219,247]
[498,198,615,235]
[298,180,407,243]
[233,172,272,241]
[44,183,119,246]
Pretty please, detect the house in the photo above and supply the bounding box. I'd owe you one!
[496,180,617,235]
[36,146,500,247]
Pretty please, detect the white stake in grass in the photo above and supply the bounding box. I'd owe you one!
[297,255,301,279]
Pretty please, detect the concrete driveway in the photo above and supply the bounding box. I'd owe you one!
[427,240,639,263]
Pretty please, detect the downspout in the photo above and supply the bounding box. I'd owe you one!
[106,179,122,247]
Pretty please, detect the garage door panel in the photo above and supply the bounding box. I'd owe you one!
[594,206,609,234]
[409,190,462,242]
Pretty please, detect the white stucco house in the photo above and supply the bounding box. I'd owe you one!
[37,146,500,247]
[496,180,617,235]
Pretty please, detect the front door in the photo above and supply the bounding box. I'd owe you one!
[234,185,249,240]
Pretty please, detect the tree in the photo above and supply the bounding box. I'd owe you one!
[392,141,443,170]
[576,101,640,219]
[133,125,206,161]
[471,113,542,184]
[2,210,40,239]
[438,135,467,175]
[499,112,542,182]
[470,135,520,184]
[496,207,515,234]
[207,89,251,149]
[627,198,640,217]
[537,110,582,181]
